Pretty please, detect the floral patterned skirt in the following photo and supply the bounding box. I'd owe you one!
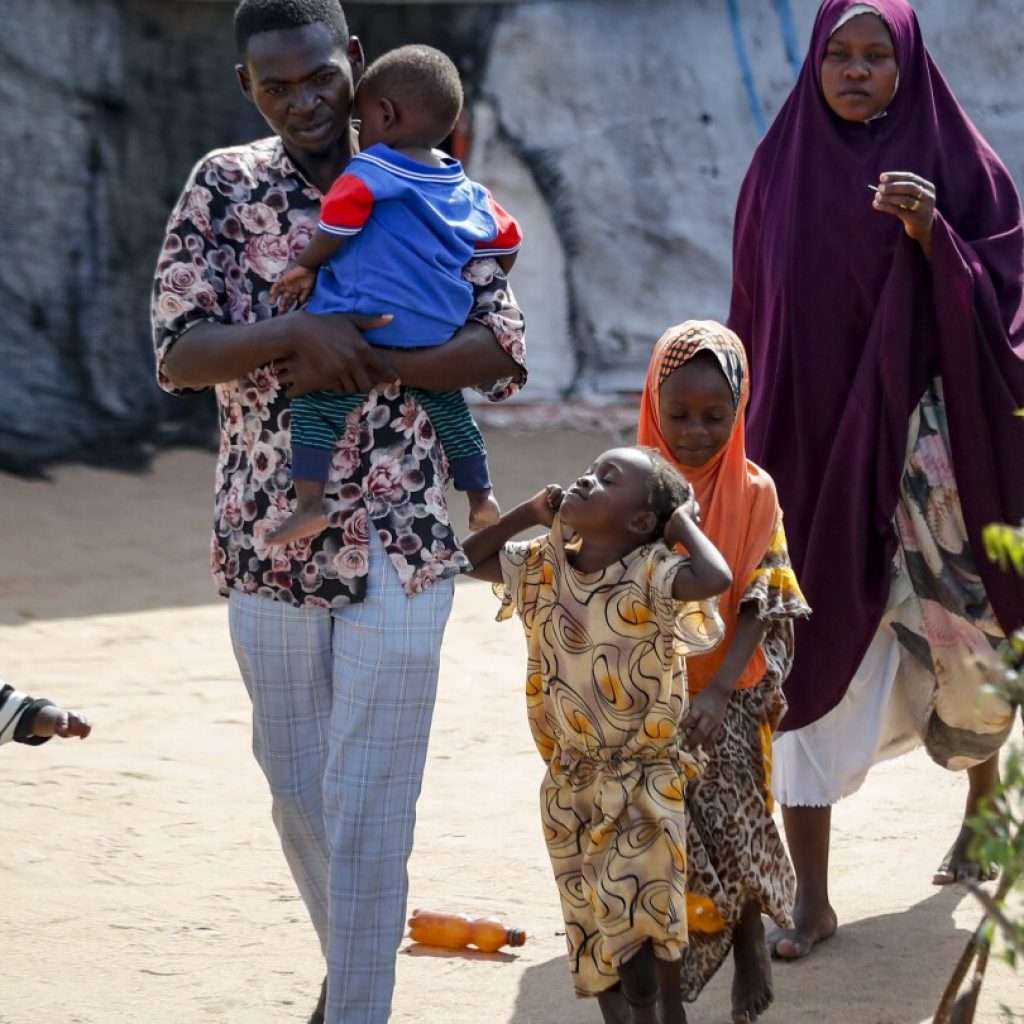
[889,379,1014,769]
[775,379,1016,807]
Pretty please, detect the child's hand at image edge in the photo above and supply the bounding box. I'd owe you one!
[35,705,92,740]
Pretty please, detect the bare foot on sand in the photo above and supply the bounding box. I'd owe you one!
[767,902,837,961]
[731,901,774,1021]
[268,508,329,546]
[932,825,997,886]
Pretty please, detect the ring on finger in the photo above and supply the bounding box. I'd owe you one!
[910,197,921,212]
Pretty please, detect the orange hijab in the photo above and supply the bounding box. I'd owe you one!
[638,321,780,692]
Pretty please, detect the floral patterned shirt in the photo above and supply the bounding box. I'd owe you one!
[152,136,526,607]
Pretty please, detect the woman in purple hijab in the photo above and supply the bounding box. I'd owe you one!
[729,0,1024,960]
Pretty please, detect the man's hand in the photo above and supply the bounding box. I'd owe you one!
[275,311,397,396]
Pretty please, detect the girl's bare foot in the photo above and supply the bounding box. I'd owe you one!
[731,901,773,1021]
[268,508,330,545]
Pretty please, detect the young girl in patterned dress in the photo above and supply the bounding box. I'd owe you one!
[463,445,732,1024]
[637,321,810,1023]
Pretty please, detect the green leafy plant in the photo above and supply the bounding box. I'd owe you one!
[934,522,1024,1023]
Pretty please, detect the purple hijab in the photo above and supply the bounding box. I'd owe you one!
[728,0,1024,732]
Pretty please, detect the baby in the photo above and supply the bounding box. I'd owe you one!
[268,44,521,545]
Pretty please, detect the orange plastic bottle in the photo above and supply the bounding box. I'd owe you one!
[685,893,725,935]
[407,909,527,952]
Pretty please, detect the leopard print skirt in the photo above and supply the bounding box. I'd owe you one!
[681,680,795,1000]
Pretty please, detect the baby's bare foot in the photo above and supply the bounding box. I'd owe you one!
[468,493,501,531]
[268,509,330,546]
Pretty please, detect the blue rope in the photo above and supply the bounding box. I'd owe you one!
[773,0,802,79]
[726,0,767,134]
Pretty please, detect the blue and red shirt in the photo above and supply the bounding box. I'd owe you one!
[306,143,522,348]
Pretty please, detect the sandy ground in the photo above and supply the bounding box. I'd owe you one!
[2,426,1022,1024]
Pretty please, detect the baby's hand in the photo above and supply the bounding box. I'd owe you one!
[271,264,317,312]
[530,485,564,527]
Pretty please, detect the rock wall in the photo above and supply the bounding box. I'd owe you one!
[477,0,1024,396]
[3,0,1022,468]
[0,0,261,471]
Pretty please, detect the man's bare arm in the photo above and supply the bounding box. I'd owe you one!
[163,313,395,393]
[162,319,290,390]
[386,321,523,392]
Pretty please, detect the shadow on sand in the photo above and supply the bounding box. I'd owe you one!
[509,887,975,1024]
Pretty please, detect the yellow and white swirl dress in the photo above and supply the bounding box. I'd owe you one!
[496,517,724,996]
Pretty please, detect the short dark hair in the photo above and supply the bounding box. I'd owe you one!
[360,45,463,146]
[637,446,694,538]
[234,0,349,59]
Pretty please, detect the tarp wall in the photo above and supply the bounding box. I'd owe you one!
[2,1,1020,468]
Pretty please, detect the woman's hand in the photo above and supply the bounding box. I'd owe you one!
[529,485,564,527]
[274,311,396,396]
[680,686,730,752]
[873,171,936,260]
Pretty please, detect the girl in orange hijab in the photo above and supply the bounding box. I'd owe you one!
[638,321,809,1023]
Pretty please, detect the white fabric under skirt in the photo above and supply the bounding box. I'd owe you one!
[773,625,922,806]
[773,382,1014,808]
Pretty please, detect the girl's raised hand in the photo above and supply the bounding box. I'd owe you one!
[872,171,936,259]
[530,484,564,527]
[663,497,701,549]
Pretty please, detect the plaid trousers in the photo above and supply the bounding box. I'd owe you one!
[229,531,455,1023]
